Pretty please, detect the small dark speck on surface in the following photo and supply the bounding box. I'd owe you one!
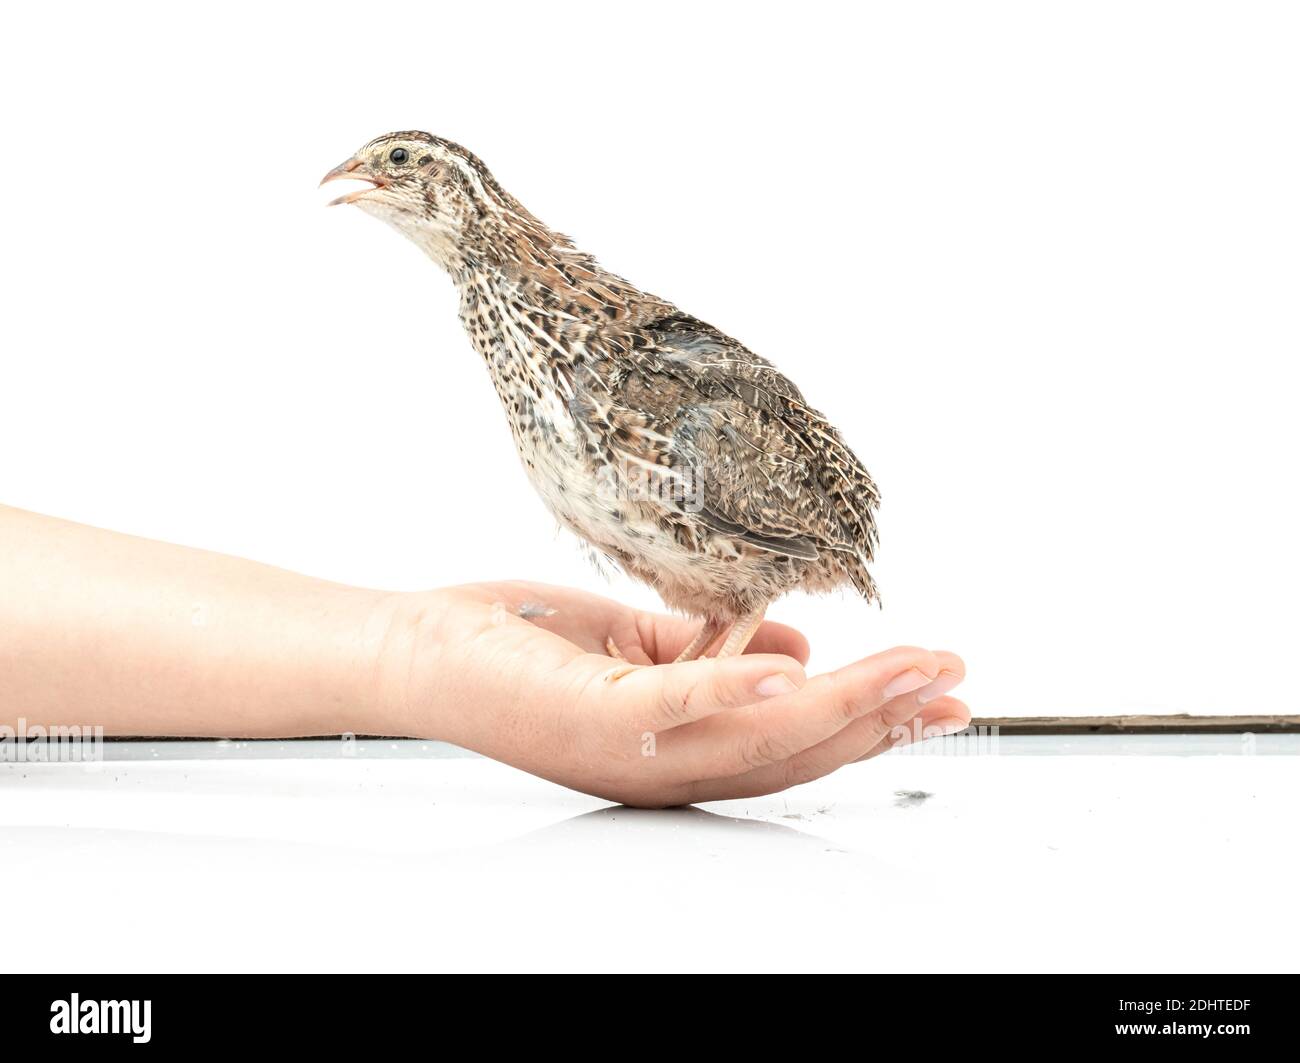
[517,601,557,619]
[894,789,933,807]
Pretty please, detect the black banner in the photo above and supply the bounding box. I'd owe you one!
[2,974,1292,1051]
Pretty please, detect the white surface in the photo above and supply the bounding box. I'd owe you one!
[2,3,1299,716]
[3,741,1296,972]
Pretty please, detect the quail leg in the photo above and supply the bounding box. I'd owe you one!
[673,618,724,663]
[714,606,767,658]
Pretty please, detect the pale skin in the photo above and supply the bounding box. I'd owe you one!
[0,505,969,807]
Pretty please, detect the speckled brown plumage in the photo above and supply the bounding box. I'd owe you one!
[322,132,880,658]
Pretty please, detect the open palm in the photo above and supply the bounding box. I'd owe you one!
[386,581,969,807]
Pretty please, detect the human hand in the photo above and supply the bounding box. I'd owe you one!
[376,582,969,807]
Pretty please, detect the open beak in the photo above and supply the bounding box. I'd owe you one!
[319,158,387,206]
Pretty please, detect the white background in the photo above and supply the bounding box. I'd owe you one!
[2,1,1297,717]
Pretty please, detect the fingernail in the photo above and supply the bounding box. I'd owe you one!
[883,668,931,699]
[891,716,969,748]
[916,670,963,705]
[756,673,799,698]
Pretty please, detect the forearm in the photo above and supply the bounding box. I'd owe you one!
[0,505,398,737]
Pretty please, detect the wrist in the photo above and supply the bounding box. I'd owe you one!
[365,589,459,742]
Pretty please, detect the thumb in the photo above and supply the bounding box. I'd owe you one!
[598,653,807,733]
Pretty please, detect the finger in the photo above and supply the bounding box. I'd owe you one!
[786,649,966,773]
[604,634,655,666]
[851,696,971,763]
[641,613,811,666]
[628,612,707,663]
[661,645,948,781]
[682,693,969,804]
[597,653,807,733]
[743,621,811,664]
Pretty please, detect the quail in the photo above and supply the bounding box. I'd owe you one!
[322,132,880,660]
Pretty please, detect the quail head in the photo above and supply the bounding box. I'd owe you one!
[322,132,880,660]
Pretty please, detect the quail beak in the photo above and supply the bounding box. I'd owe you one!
[319,158,387,206]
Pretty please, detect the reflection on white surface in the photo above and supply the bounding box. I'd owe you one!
[3,737,1296,972]
[85,733,1300,759]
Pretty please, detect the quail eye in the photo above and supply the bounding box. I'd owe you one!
[389,147,409,165]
